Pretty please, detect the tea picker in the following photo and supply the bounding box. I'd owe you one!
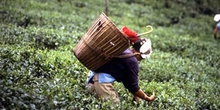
[73,13,156,103]
[213,14,220,39]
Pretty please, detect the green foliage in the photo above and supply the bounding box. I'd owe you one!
[0,0,220,109]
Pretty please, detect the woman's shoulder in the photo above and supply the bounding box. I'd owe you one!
[122,49,133,54]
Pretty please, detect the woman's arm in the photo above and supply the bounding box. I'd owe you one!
[213,26,218,39]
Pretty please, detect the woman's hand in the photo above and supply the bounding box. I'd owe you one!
[134,89,156,102]
[148,91,156,101]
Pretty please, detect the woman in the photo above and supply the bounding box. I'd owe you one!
[86,33,155,103]
[213,14,220,39]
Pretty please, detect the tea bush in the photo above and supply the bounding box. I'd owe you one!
[1,0,220,109]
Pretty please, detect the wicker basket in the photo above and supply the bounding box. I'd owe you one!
[73,12,130,71]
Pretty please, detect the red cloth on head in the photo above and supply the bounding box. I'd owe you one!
[121,26,139,42]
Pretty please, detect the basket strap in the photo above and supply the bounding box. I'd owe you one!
[114,52,140,58]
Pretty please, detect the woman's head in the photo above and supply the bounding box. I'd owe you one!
[132,38,152,60]
[214,14,220,22]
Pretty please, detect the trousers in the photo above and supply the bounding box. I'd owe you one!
[88,73,120,103]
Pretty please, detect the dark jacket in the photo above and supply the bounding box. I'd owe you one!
[95,49,140,94]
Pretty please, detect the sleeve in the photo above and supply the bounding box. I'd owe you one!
[122,58,140,94]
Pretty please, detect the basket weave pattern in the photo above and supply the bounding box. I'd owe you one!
[73,13,129,70]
